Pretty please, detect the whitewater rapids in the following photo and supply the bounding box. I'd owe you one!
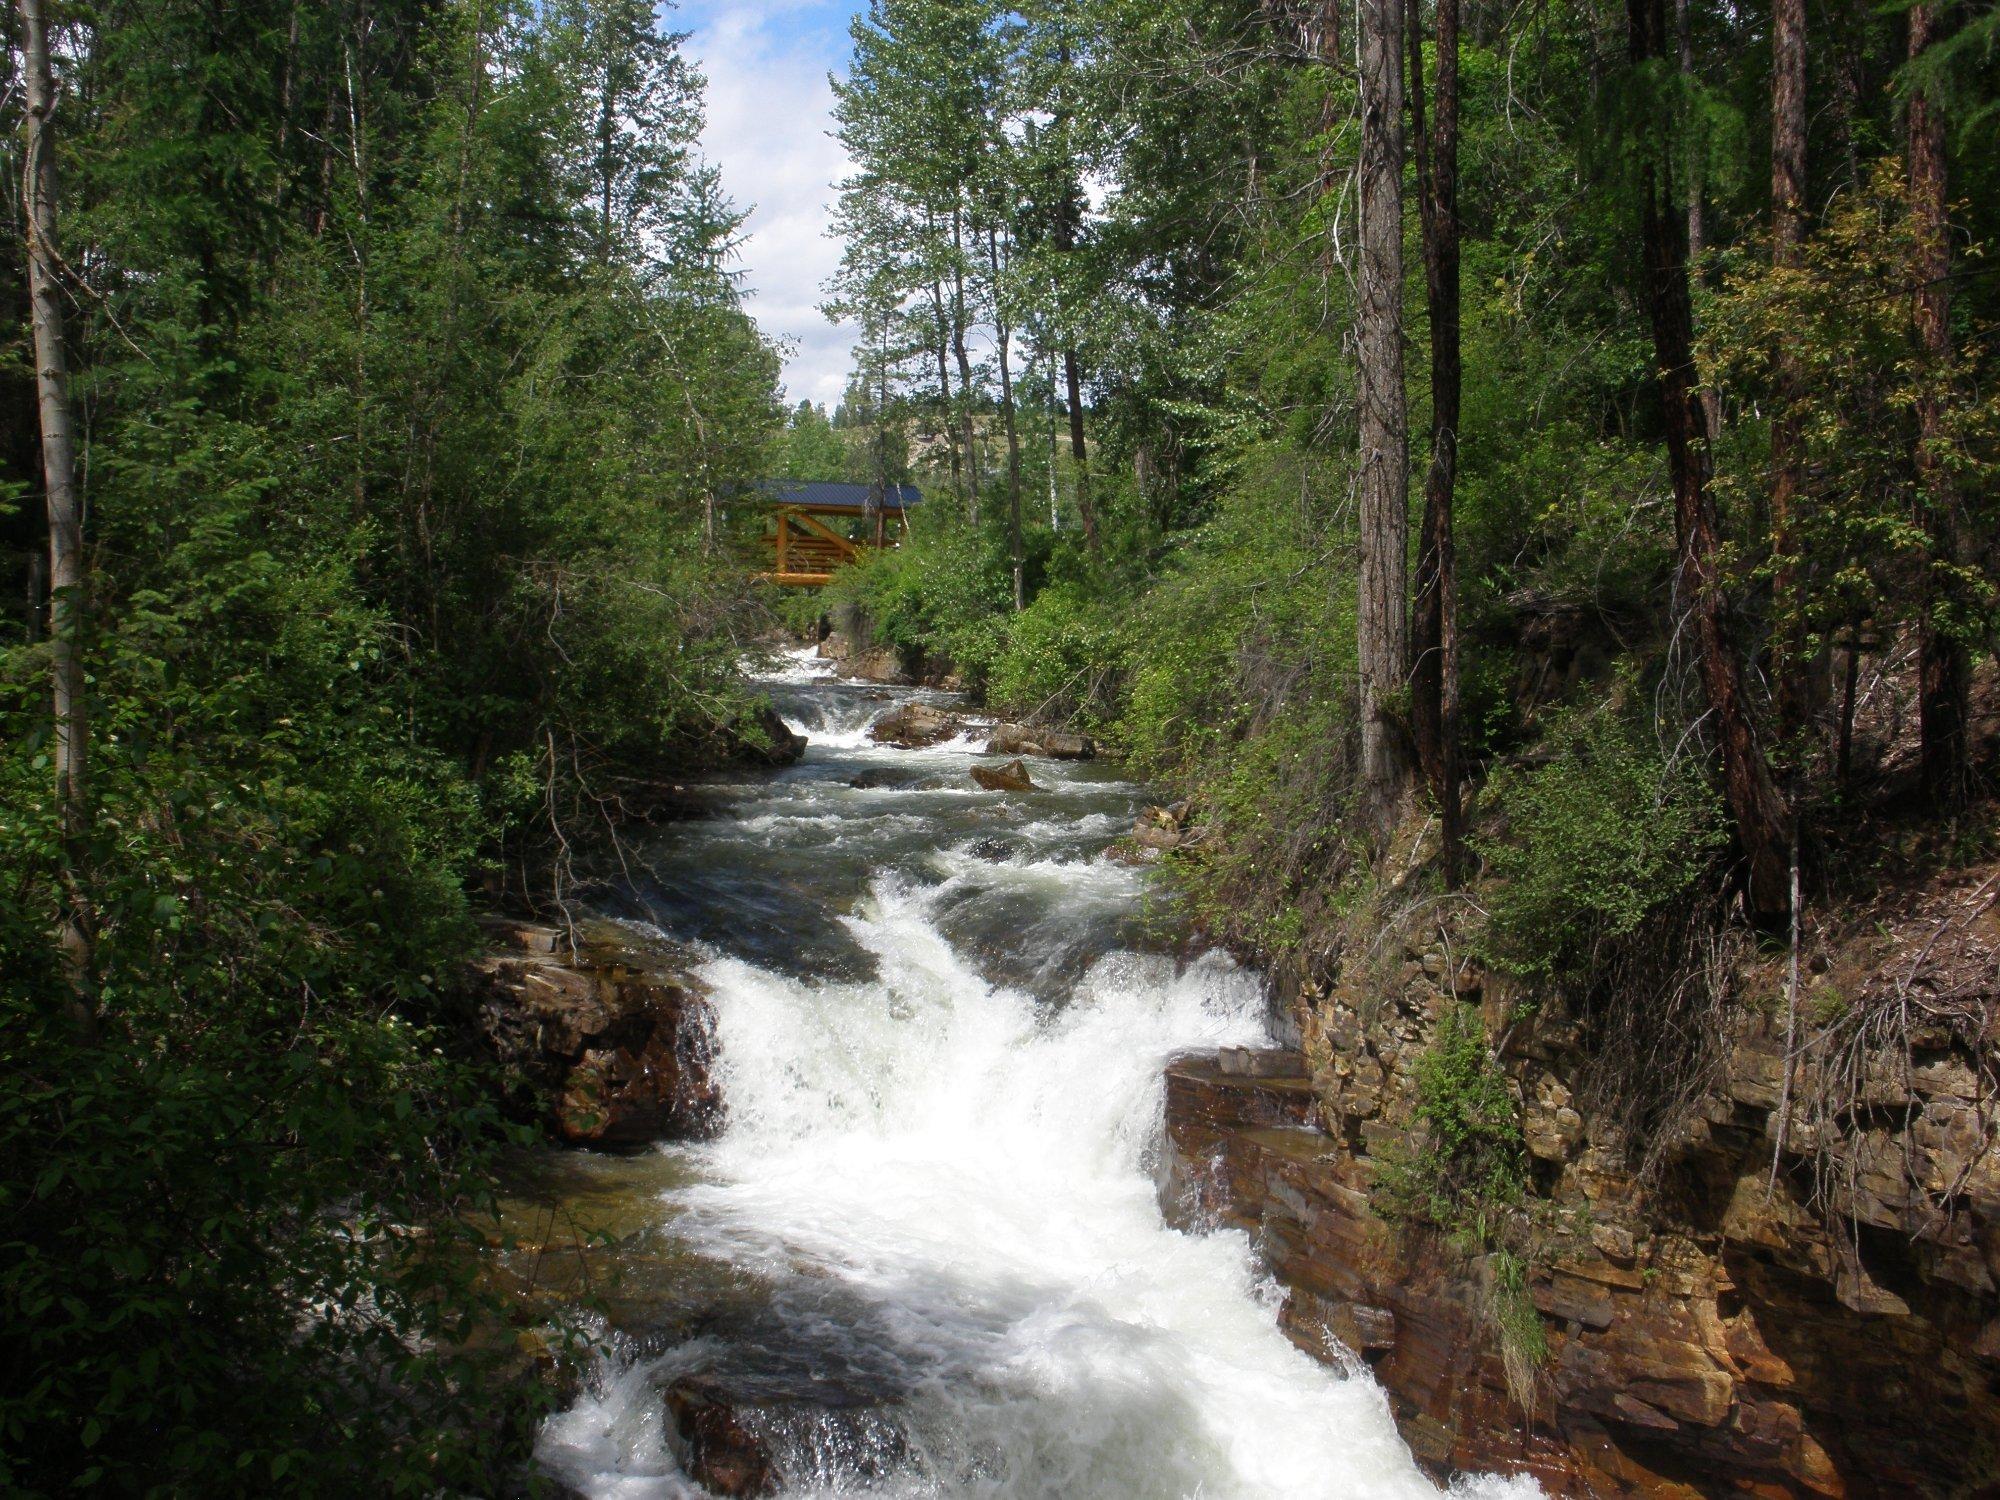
[536,648,1536,1500]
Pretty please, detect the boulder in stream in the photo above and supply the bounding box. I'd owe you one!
[985,722,1094,760]
[848,766,919,790]
[468,917,721,1148]
[662,1370,911,1497]
[970,758,1036,793]
[664,1377,782,1497]
[727,702,808,766]
[867,701,961,748]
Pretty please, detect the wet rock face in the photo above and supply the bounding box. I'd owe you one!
[1159,922,2000,1498]
[969,758,1036,792]
[867,701,961,748]
[665,1378,781,1497]
[661,1371,911,1498]
[985,722,1094,760]
[732,703,807,766]
[470,917,721,1148]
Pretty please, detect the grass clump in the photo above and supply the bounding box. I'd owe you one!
[1374,1005,1548,1412]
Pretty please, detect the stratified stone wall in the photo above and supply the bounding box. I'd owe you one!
[1160,883,2000,1497]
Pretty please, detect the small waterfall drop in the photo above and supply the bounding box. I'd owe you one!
[535,648,1538,1500]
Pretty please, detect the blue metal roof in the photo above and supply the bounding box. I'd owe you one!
[754,479,922,513]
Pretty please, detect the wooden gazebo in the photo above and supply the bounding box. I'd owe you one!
[752,480,921,587]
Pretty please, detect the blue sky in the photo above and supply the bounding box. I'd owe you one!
[674,0,867,408]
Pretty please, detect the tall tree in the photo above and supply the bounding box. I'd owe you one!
[1355,0,1414,837]
[988,224,1027,609]
[1410,0,1462,883]
[1906,1,1966,805]
[1769,0,1809,736]
[18,0,91,1012]
[1017,13,1099,552]
[1628,0,1794,921]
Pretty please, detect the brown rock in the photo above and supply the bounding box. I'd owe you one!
[731,702,807,766]
[469,919,721,1148]
[664,1378,780,1497]
[986,722,1094,759]
[868,701,961,748]
[970,758,1036,792]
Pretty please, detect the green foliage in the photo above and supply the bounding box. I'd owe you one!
[1705,160,2000,679]
[1477,698,1727,978]
[1374,1006,1527,1244]
[824,491,1014,684]
[771,400,855,481]
[0,1,781,1489]
[985,584,1129,730]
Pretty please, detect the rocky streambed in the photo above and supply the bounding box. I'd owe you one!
[467,648,1536,1500]
[466,648,1999,1499]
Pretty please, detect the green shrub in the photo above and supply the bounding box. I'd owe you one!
[985,585,1130,732]
[1375,1005,1526,1242]
[1476,697,1726,978]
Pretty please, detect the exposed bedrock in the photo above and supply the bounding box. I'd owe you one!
[1160,932,2000,1497]
[469,916,722,1148]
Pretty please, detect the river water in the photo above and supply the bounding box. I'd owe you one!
[529,649,1532,1500]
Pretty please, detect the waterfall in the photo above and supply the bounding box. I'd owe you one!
[536,648,1538,1500]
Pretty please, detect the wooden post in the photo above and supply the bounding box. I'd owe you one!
[776,511,789,576]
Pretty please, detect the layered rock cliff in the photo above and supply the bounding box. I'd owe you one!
[1160,863,2000,1496]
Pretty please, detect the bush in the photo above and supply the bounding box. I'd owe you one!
[984,585,1130,731]
[1476,696,1726,978]
[1374,1005,1526,1243]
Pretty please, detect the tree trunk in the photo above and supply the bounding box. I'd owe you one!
[1355,0,1414,841]
[1675,0,1721,441]
[1061,347,1097,550]
[950,207,980,525]
[18,0,94,1017]
[1049,35,1099,554]
[1629,0,1793,923]
[1907,2,1966,808]
[928,279,963,496]
[1769,0,1809,737]
[1410,0,1462,884]
[986,228,1025,611]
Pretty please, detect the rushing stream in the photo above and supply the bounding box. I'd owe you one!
[529,649,1534,1499]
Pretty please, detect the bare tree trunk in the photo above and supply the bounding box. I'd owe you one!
[1629,0,1793,923]
[18,0,93,1018]
[1410,0,1462,884]
[1907,2,1965,808]
[1675,0,1721,441]
[1061,348,1097,550]
[1355,0,1413,841]
[927,278,963,496]
[343,16,372,524]
[986,228,1025,611]
[1045,350,1061,530]
[950,207,980,525]
[1049,34,1099,554]
[1769,0,1809,738]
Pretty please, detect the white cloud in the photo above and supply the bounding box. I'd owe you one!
[678,0,860,409]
